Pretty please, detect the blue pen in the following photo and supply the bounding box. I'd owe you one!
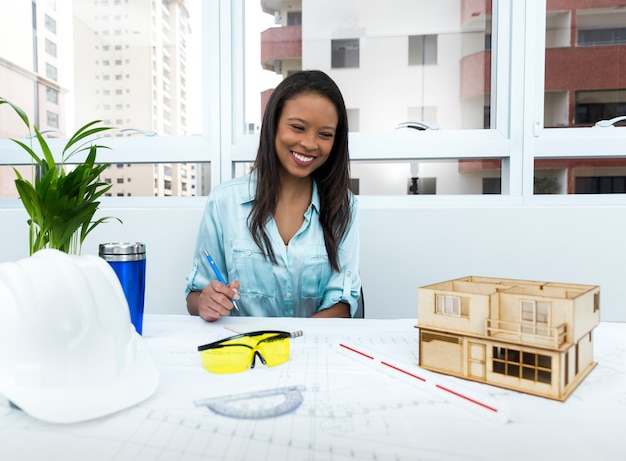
[204,250,239,311]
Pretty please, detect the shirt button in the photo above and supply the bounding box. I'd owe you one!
[247,250,252,256]
[286,293,292,299]
[347,271,352,277]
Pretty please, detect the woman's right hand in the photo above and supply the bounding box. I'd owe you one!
[197,280,240,322]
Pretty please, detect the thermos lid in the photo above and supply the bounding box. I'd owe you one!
[99,242,146,261]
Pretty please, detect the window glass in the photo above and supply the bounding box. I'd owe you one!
[534,157,626,194]
[235,158,502,196]
[541,1,626,195]
[100,162,207,197]
[246,0,494,196]
[45,14,57,34]
[545,5,626,128]
[331,39,360,69]
[409,35,438,65]
[0,0,204,197]
[352,159,502,195]
[574,89,626,126]
[250,0,492,135]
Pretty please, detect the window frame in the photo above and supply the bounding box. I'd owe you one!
[0,0,625,207]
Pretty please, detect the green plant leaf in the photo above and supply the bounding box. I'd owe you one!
[2,98,122,255]
[63,120,113,162]
[10,139,44,168]
[33,125,59,172]
[0,98,30,128]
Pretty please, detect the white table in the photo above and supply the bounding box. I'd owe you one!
[1,315,625,461]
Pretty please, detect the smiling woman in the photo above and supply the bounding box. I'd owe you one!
[185,70,362,322]
[275,92,338,178]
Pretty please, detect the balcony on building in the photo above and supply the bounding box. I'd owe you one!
[260,25,302,74]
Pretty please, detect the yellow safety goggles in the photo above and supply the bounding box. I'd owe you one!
[198,330,291,374]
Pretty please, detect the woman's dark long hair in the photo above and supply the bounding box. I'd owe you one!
[248,70,352,272]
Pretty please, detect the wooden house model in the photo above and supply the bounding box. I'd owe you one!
[417,276,600,401]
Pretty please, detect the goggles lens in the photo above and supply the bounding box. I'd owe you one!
[198,331,291,374]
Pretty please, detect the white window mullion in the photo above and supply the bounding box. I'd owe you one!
[204,0,223,189]
[217,0,234,186]
[523,0,547,199]
[491,0,512,138]
[204,0,244,189]
[504,0,534,197]
[492,0,514,195]
[229,0,245,182]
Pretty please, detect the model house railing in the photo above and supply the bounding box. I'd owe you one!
[485,319,568,349]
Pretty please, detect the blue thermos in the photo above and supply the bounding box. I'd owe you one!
[99,242,146,335]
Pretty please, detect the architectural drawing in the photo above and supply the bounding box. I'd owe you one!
[2,317,624,461]
[417,276,600,401]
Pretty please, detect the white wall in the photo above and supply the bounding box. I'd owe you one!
[358,197,626,322]
[1,196,625,322]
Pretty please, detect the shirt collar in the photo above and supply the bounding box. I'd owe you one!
[240,171,320,213]
[239,172,257,205]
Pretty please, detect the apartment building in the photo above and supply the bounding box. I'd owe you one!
[74,0,197,197]
[0,0,199,198]
[0,0,68,197]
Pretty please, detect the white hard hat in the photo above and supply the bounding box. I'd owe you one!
[0,249,159,423]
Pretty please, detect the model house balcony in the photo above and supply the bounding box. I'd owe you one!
[261,25,302,73]
[485,319,568,349]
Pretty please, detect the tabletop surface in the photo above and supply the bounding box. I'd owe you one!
[1,315,625,461]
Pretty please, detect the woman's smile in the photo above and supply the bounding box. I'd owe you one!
[291,150,316,166]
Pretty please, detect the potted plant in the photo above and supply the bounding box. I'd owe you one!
[0,97,121,255]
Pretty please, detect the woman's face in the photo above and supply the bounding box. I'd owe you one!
[274,92,338,181]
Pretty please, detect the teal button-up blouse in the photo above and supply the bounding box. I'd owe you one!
[185,172,361,317]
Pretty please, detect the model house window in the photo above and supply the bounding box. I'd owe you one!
[436,294,461,316]
[408,34,437,65]
[493,347,552,384]
[331,39,359,68]
[520,300,550,335]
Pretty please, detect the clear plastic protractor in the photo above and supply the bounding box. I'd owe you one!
[194,385,306,419]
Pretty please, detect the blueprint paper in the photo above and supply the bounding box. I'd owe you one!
[0,316,624,461]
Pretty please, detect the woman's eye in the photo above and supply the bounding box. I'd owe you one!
[320,132,334,139]
[291,124,304,131]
